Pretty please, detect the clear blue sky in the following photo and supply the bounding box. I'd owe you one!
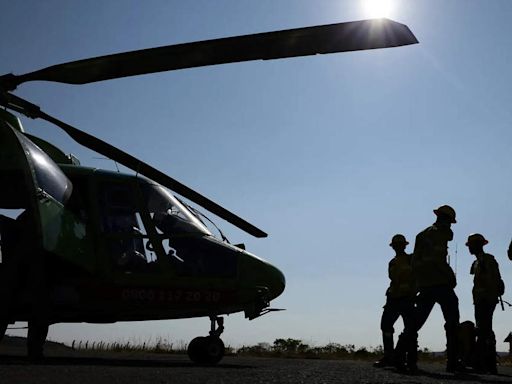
[1,0,512,352]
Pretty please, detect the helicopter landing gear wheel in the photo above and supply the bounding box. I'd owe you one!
[187,316,225,365]
[187,336,225,365]
[203,336,225,365]
[187,336,206,364]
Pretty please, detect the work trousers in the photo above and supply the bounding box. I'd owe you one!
[381,296,416,334]
[415,285,460,366]
[381,296,416,363]
[474,300,497,371]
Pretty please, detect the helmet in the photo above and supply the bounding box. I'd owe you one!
[466,233,488,246]
[390,234,409,246]
[433,205,456,223]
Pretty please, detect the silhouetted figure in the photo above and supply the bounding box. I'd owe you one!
[508,239,512,261]
[412,205,460,373]
[1,210,50,357]
[466,233,504,374]
[374,234,417,371]
[0,209,50,360]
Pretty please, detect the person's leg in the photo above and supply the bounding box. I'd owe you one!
[438,287,460,371]
[475,301,497,373]
[26,253,50,361]
[375,300,401,367]
[402,300,418,370]
[414,289,436,332]
[474,302,485,371]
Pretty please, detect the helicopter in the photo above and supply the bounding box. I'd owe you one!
[0,18,417,364]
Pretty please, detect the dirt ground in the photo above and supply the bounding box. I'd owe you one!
[1,346,512,384]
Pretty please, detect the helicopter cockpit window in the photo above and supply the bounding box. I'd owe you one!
[99,182,155,273]
[138,182,238,277]
[17,134,72,204]
[140,182,211,237]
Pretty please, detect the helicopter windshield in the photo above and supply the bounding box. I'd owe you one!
[140,182,211,237]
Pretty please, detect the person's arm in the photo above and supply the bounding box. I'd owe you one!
[388,259,395,281]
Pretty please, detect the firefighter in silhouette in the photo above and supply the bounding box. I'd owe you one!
[412,205,460,372]
[374,234,416,370]
[466,233,504,374]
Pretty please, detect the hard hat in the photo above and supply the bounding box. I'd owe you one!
[433,205,456,223]
[465,233,488,246]
[390,234,409,246]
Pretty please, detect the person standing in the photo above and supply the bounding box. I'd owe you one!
[374,234,416,370]
[412,205,460,372]
[466,233,504,374]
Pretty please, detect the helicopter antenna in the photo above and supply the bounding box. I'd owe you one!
[93,156,120,172]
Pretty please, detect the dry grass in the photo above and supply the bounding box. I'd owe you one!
[66,337,512,365]
[69,337,188,354]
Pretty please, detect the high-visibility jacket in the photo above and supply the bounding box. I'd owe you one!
[386,253,415,298]
[471,253,503,304]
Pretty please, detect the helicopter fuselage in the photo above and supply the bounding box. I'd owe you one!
[0,118,285,326]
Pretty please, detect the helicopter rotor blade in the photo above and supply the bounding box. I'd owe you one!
[0,18,417,90]
[1,93,267,238]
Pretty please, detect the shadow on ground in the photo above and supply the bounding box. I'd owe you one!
[0,354,254,369]
[398,367,512,384]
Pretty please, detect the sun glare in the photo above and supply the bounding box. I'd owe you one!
[362,0,394,19]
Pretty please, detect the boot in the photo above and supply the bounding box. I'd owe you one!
[445,322,463,373]
[393,333,407,371]
[406,334,418,373]
[374,332,394,367]
[485,333,497,375]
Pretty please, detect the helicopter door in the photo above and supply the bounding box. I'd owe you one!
[0,121,72,259]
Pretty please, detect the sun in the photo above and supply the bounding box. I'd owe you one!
[362,0,395,19]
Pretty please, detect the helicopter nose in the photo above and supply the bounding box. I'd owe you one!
[268,264,286,300]
[239,253,286,300]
